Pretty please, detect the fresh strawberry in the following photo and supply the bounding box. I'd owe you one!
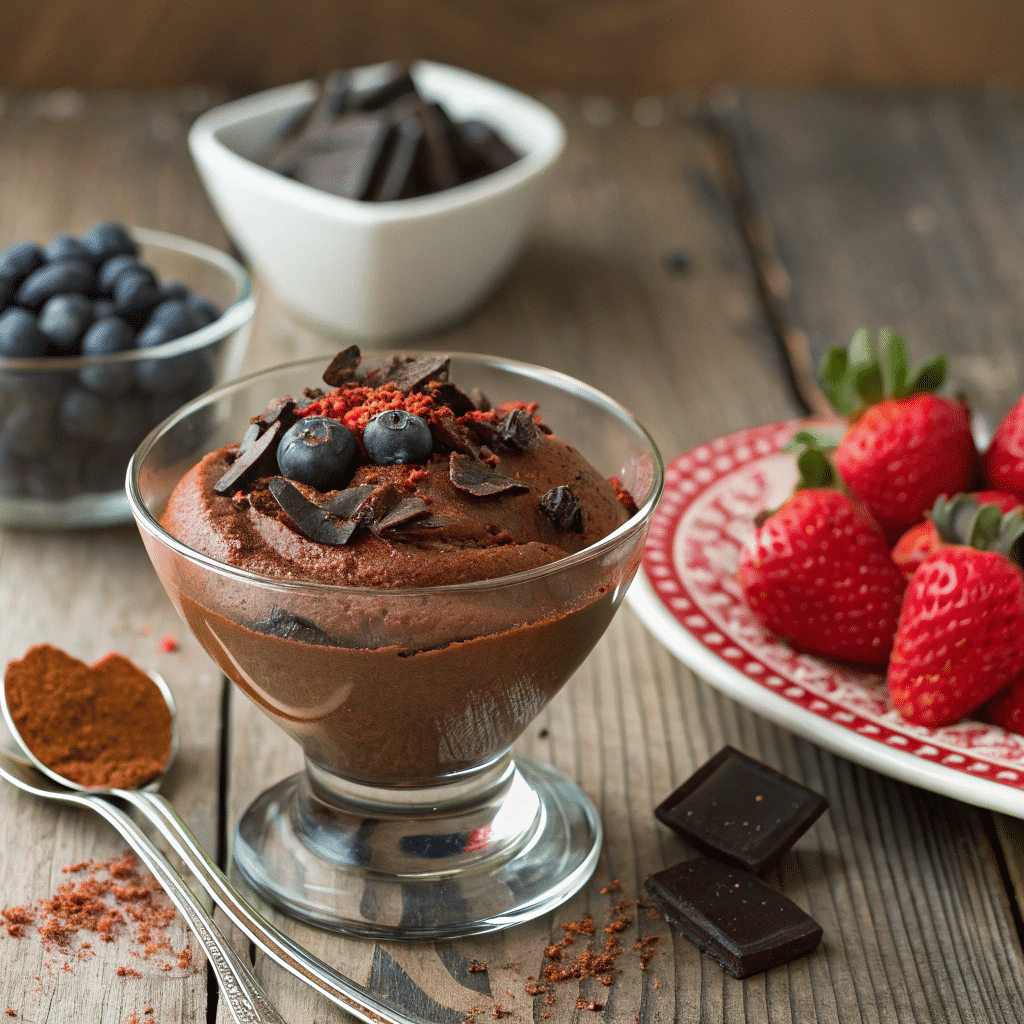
[738,485,906,666]
[816,328,976,543]
[983,392,1024,500]
[981,673,1024,735]
[890,490,1021,580]
[887,497,1024,727]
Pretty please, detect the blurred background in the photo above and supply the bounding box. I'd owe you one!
[3,0,1024,94]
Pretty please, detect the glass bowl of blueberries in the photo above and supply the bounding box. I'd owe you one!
[0,223,255,528]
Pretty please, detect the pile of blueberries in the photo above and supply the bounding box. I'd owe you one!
[0,221,222,502]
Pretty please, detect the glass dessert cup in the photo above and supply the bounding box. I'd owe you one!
[127,352,663,939]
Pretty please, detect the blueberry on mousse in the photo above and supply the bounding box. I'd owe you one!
[277,417,359,491]
[363,409,433,465]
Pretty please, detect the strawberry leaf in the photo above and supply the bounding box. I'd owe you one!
[990,510,1024,564]
[783,425,845,452]
[796,447,836,490]
[907,354,947,395]
[877,328,909,397]
[817,347,857,416]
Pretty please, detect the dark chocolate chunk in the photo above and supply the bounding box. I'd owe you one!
[463,416,500,447]
[373,113,425,202]
[425,380,477,416]
[292,115,396,201]
[416,103,461,192]
[540,486,583,532]
[470,388,491,412]
[347,61,417,112]
[267,476,359,545]
[385,355,450,393]
[303,387,326,401]
[214,421,284,496]
[235,422,262,457]
[322,345,363,387]
[497,408,539,451]
[655,746,829,875]
[645,858,822,979]
[431,416,485,458]
[256,606,337,647]
[373,495,431,533]
[450,452,529,497]
[322,483,376,520]
[237,398,298,457]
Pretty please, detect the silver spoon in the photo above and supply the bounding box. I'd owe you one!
[1,673,419,1024]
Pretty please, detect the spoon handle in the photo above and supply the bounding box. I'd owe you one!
[85,795,287,1024]
[117,788,417,1024]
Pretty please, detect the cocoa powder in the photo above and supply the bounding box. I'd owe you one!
[4,645,172,789]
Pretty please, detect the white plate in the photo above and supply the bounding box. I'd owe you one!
[627,420,1024,817]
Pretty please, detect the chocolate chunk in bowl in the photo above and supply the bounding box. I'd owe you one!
[127,349,663,940]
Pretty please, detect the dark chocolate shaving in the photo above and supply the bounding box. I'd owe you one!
[214,421,284,496]
[268,476,359,545]
[322,484,376,519]
[432,416,484,457]
[303,387,326,400]
[497,408,539,451]
[385,355,450,393]
[463,417,500,447]
[255,606,338,647]
[323,345,363,386]
[540,485,583,532]
[450,453,529,497]
[237,397,298,457]
[235,422,262,458]
[354,483,404,526]
[425,380,477,416]
[373,496,431,533]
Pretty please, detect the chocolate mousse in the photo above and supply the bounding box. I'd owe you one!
[158,349,639,785]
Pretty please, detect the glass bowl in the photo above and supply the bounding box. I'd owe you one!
[0,228,255,529]
[128,352,663,939]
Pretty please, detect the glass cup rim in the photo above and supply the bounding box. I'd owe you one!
[127,350,665,599]
[0,227,256,372]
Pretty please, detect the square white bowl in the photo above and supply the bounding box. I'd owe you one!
[189,61,565,340]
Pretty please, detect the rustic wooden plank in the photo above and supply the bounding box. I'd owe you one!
[0,92,229,1023]
[720,89,1024,936]
[4,0,1024,94]
[718,90,1024,423]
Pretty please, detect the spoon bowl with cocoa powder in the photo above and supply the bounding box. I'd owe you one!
[0,644,178,793]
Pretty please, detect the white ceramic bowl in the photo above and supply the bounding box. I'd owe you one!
[189,61,565,340]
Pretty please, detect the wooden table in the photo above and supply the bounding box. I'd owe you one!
[2,87,1024,1023]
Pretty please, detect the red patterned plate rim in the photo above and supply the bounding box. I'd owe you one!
[628,420,1024,817]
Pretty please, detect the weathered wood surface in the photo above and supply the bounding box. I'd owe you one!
[1,89,1024,1024]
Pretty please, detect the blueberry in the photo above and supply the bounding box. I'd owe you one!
[0,241,45,283]
[97,254,144,294]
[39,293,94,354]
[45,233,94,266]
[0,391,60,457]
[277,417,358,491]
[80,221,137,263]
[158,280,190,303]
[142,299,196,340]
[0,307,48,357]
[363,410,432,465]
[107,396,150,448]
[0,448,26,497]
[24,454,81,500]
[59,386,115,441]
[91,298,116,320]
[78,317,136,396]
[134,323,209,394]
[16,260,95,311]
[185,293,219,327]
[113,267,161,324]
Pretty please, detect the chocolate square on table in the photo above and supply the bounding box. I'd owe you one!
[644,858,823,979]
[655,746,828,875]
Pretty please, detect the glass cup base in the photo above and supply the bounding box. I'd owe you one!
[232,753,602,940]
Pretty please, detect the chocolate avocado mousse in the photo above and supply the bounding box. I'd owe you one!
[158,348,638,785]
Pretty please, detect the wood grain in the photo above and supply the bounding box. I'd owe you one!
[4,0,1024,93]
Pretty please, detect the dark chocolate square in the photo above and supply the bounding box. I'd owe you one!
[655,746,828,874]
[645,858,822,978]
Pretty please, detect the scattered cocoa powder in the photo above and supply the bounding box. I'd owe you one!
[1,852,189,984]
[3,645,172,789]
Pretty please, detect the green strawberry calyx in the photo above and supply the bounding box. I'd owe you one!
[783,429,846,493]
[932,494,1024,564]
[818,327,947,419]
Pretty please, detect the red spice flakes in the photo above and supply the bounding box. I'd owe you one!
[300,383,447,439]
[467,960,487,973]
[157,635,178,653]
[600,879,623,895]
[2,852,187,981]
[635,934,660,969]
[5,1009,16,1017]
[490,1007,512,1019]
[561,913,595,936]
[524,981,546,996]
[576,998,605,1012]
